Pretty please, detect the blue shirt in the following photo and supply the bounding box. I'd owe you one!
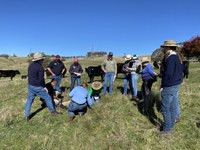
[161,54,183,88]
[69,86,88,104]
[141,63,156,81]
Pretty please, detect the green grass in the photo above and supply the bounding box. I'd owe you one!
[0,57,200,150]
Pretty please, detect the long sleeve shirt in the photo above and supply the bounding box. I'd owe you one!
[69,86,88,104]
[101,59,117,75]
[141,63,156,81]
[28,62,45,87]
[161,54,183,88]
[69,63,83,77]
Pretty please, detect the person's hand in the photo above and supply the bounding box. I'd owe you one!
[160,88,163,92]
[44,87,48,93]
[113,75,116,81]
[52,73,56,77]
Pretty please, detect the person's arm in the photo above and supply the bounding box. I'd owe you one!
[69,64,74,74]
[47,68,56,76]
[101,60,107,72]
[114,61,117,77]
[69,88,75,98]
[47,62,56,76]
[79,64,83,73]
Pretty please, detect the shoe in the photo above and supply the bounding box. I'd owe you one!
[51,111,62,116]
[157,131,172,139]
[25,116,30,122]
[68,115,75,122]
[175,118,180,123]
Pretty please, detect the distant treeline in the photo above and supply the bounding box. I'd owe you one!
[0,51,108,59]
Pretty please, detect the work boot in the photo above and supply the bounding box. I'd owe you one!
[157,131,172,140]
[25,116,30,122]
[68,115,75,123]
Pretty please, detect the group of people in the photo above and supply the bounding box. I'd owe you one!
[24,39,183,139]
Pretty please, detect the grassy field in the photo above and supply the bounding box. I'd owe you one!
[0,56,199,150]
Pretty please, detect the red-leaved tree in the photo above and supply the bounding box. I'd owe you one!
[182,36,200,57]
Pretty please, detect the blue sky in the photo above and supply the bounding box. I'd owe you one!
[0,0,199,57]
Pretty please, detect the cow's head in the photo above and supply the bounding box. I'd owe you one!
[15,70,21,74]
[85,68,88,73]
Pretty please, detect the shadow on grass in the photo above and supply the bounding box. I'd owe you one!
[131,91,163,128]
[29,107,45,120]
[117,86,132,95]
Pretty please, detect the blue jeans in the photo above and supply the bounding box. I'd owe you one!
[102,72,115,95]
[131,74,139,97]
[70,76,81,91]
[123,74,132,95]
[175,90,180,120]
[25,85,55,117]
[53,75,62,94]
[68,101,87,116]
[161,84,181,132]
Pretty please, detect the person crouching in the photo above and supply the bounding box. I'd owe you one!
[67,83,91,122]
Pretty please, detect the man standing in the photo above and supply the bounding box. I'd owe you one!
[158,40,183,138]
[69,58,83,91]
[47,55,66,94]
[101,52,117,95]
[25,53,61,121]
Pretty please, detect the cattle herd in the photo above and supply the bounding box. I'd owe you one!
[0,61,190,81]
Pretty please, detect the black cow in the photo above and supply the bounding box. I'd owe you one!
[153,61,160,69]
[183,61,189,79]
[21,75,28,79]
[0,70,20,80]
[85,66,104,83]
[116,63,125,78]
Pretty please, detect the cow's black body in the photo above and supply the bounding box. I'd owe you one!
[85,66,104,83]
[183,61,189,79]
[0,70,20,80]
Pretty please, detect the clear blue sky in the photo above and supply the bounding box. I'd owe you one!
[0,0,199,57]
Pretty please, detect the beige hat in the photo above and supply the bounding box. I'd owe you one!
[91,81,103,90]
[141,57,150,63]
[125,54,132,61]
[32,53,44,62]
[161,40,178,47]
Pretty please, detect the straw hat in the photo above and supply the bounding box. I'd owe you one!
[91,81,103,90]
[161,40,178,47]
[141,57,150,63]
[125,54,132,61]
[32,53,44,62]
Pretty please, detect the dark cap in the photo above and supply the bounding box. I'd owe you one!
[56,55,60,58]
[108,52,113,56]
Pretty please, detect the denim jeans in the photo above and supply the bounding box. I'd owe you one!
[52,75,62,93]
[25,85,55,117]
[161,84,181,132]
[102,72,115,95]
[68,101,87,116]
[131,73,139,97]
[123,73,132,95]
[70,76,81,91]
[175,90,180,120]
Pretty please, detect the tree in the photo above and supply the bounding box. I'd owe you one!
[182,36,200,58]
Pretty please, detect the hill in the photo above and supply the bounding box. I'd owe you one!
[0,56,199,150]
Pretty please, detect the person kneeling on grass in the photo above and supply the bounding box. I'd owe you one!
[88,81,103,108]
[67,83,92,122]
[40,78,64,109]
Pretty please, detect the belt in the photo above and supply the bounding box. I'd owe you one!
[72,100,87,105]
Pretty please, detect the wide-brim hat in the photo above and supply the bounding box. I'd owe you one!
[125,54,132,61]
[132,54,138,60]
[91,81,103,90]
[32,53,44,62]
[141,57,150,63]
[161,40,178,47]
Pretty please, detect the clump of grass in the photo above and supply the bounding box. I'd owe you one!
[0,107,16,127]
